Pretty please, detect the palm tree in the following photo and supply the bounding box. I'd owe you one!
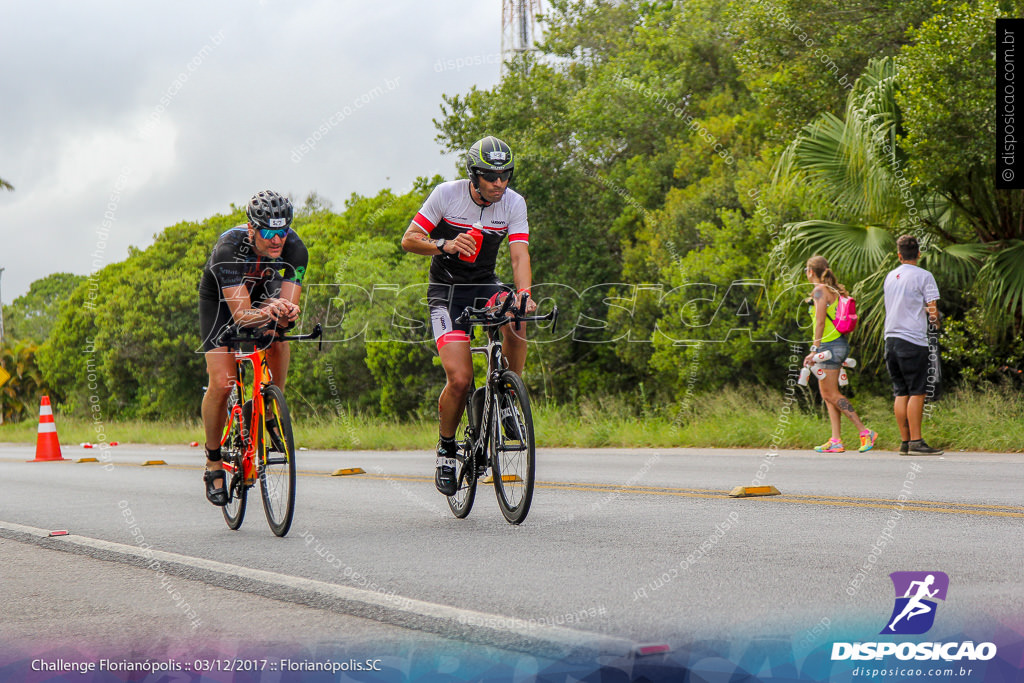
[0,340,44,422]
[0,177,12,191]
[770,57,1024,359]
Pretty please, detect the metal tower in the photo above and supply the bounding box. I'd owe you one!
[501,0,541,71]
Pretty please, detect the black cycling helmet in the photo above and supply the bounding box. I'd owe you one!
[246,190,293,230]
[466,136,514,188]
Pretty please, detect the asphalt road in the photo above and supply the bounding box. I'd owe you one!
[1,442,1021,673]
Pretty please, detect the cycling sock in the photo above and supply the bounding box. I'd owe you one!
[205,446,222,462]
[438,436,457,451]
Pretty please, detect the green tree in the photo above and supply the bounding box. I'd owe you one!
[435,0,766,402]
[729,0,935,141]
[38,214,242,418]
[2,273,86,343]
[896,0,1024,334]
[285,182,436,418]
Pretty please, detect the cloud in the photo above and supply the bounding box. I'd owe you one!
[1,1,503,301]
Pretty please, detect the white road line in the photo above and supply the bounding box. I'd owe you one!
[0,520,634,658]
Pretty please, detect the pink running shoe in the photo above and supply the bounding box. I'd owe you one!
[858,429,878,453]
[814,438,845,453]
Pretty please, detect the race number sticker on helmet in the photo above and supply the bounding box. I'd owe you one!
[246,189,294,230]
[467,136,514,173]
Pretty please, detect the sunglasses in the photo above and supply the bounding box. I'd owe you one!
[257,227,290,240]
[476,169,512,183]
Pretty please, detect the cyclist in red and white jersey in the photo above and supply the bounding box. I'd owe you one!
[401,136,536,495]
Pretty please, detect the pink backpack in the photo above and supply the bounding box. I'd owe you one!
[830,294,858,334]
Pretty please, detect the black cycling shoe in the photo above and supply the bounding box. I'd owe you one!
[265,414,287,452]
[435,440,458,496]
[204,469,229,506]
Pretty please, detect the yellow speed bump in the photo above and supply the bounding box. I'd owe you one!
[331,467,365,476]
[141,460,167,466]
[729,485,781,498]
[481,474,523,484]
[76,457,99,463]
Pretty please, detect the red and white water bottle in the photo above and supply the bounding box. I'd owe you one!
[459,223,484,263]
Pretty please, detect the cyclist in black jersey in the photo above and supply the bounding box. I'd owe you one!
[198,190,307,506]
[400,137,537,495]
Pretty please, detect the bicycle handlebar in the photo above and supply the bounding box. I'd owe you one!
[219,323,323,350]
[455,297,558,333]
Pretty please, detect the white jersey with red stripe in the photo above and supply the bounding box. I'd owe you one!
[412,179,529,285]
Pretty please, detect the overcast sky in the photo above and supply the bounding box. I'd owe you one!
[1,1,510,301]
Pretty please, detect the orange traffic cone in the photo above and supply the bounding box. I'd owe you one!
[29,395,66,462]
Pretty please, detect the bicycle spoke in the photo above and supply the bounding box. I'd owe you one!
[490,371,535,524]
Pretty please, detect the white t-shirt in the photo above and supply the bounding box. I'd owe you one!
[883,263,940,346]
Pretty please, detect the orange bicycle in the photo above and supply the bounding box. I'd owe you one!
[217,324,321,537]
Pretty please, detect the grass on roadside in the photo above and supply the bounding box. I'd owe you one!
[1,384,1019,453]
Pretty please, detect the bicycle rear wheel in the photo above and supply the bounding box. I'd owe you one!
[447,387,484,518]
[490,371,535,524]
[259,384,296,537]
[221,387,248,530]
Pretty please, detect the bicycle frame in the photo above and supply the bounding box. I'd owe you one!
[218,324,322,493]
[456,296,557,480]
[220,342,270,487]
[461,325,507,472]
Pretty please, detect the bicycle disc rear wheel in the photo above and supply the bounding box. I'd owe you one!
[259,384,296,537]
[490,370,535,524]
[222,387,248,530]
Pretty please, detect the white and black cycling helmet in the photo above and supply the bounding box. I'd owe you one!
[466,136,514,189]
[246,190,293,230]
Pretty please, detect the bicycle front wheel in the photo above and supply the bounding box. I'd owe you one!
[259,384,296,537]
[222,387,248,530]
[489,370,535,524]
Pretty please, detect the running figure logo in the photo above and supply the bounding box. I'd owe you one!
[881,571,949,635]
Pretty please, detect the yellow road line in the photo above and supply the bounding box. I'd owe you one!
[538,479,1024,510]
[7,458,1020,518]
[356,475,1024,519]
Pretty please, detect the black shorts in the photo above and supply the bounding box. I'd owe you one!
[198,280,282,352]
[885,337,929,397]
[427,280,509,349]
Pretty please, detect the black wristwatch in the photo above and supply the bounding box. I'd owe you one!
[435,238,447,254]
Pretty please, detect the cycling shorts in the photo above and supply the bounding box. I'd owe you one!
[427,280,509,350]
